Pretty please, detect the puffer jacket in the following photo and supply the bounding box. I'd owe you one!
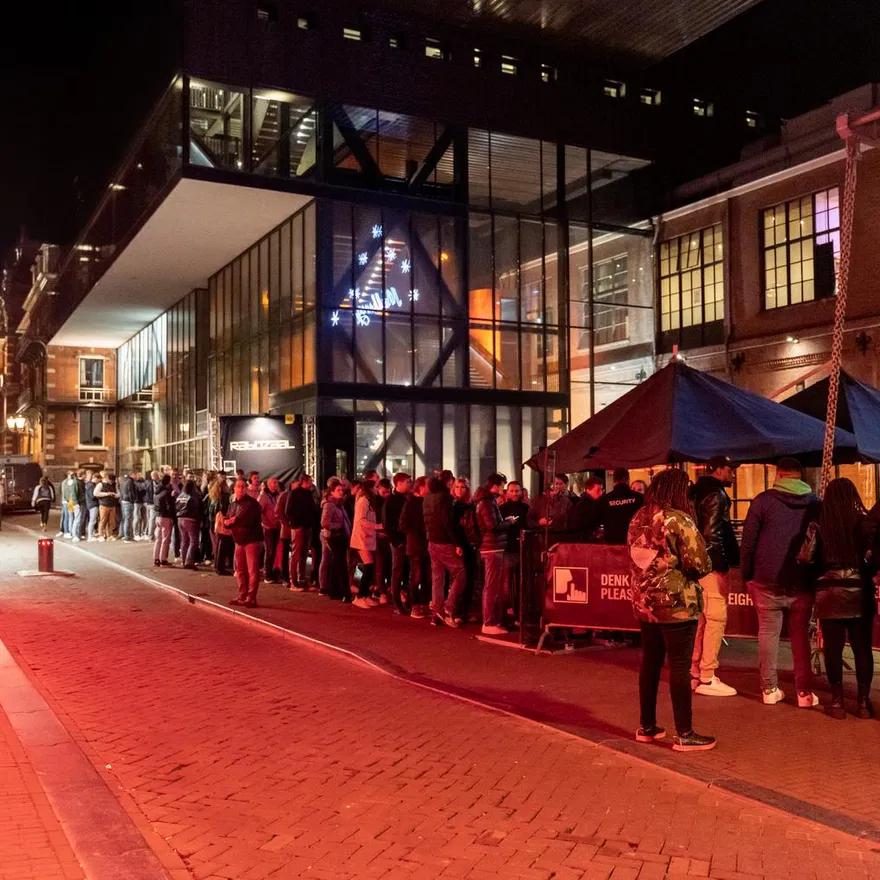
[350,493,380,552]
[627,505,712,624]
[475,488,510,552]
[690,476,739,572]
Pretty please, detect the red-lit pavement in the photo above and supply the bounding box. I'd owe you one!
[1,521,880,880]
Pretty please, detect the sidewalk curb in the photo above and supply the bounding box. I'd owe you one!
[10,523,880,849]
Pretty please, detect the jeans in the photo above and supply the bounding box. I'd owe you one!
[147,507,157,543]
[263,527,280,580]
[374,535,392,595]
[71,505,83,540]
[480,549,509,627]
[154,516,173,562]
[120,501,134,540]
[821,616,875,692]
[747,581,814,693]
[639,620,698,735]
[429,542,466,618]
[179,517,200,566]
[134,503,148,538]
[390,543,408,611]
[291,527,311,585]
[233,541,261,601]
[407,553,429,607]
[60,505,69,535]
[213,534,235,575]
[690,570,729,682]
[88,506,99,537]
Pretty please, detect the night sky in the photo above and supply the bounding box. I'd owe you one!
[2,0,880,255]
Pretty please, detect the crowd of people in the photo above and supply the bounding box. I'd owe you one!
[41,455,879,754]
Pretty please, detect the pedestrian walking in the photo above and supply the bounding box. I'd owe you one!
[689,457,740,697]
[32,477,55,531]
[627,468,716,752]
[740,457,820,708]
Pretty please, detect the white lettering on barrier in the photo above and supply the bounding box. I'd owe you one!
[727,592,753,606]
[600,587,633,601]
[600,573,630,587]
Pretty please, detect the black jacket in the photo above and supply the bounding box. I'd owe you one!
[85,481,98,510]
[154,487,177,519]
[475,489,510,552]
[567,495,601,542]
[597,484,644,545]
[175,491,202,520]
[119,476,138,503]
[227,493,263,545]
[691,476,739,572]
[383,490,409,547]
[499,500,529,553]
[400,494,428,556]
[144,479,158,505]
[286,486,317,528]
[423,488,458,545]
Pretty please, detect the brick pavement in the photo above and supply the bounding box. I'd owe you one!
[2,525,880,879]
[0,702,84,880]
[27,514,880,842]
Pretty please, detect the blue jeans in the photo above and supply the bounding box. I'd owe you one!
[120,501,134,540]
[747,581,814,693]
[428,542,467,618]
[60,505,69,535]
[179,517,200,566]
[71,505,83,539]
[88,506,99,538]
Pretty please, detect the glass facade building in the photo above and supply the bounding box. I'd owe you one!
[85,76,654,485]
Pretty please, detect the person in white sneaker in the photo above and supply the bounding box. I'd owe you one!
[741,458,821,708]
[689,457,740,697]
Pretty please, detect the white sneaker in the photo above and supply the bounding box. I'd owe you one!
[97,537,106,542]
[352,597,373,609]
[480,624,509,636]
[71,537,81,543]
[762,687,785,705]
[695,677,737,697]
[797,691,819,708]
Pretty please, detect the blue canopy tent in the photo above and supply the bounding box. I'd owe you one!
[781,371,880,463]
[526,360,858,472]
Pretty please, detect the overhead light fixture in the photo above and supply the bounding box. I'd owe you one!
[786,335,799,344]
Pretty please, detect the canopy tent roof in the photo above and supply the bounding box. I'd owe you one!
[781,371,880,463]
[526,360,858,472]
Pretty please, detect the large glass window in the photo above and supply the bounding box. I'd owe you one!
[189,80,245,170]
[79,357,104,389]
[78,409,105,448]
[762,187,839,309]
[659,224,724,331]
[252,88,317,179]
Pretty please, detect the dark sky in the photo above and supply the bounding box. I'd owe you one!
[2,0,880,254]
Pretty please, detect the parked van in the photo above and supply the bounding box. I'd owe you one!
[1,458,44,512]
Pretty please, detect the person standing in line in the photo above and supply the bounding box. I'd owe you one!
[224,479,263,608]
[689,457,740,697]
[373,478,393,604]
[175,479,202,569]
[94,471,119,541]
[68,470,86,542]
[400,476,430,618]
[286,474,317,591]
[475,474,515,636]
[153,474,176,565]
[275,477,295,586]
[85,472,100,540]
[259,477,282,583]
[246,471,261,500]
[32,477,55,531]
[627,468,716,752]
[119,470,137,543]
[568,475,604,542]
[349,480,383,609]
[800,478,877,718]
[740,457,820,708]
[58,470,74,537]
[597,468,644,545]
[631,479,648,495]
[499,481,530,623]
[528,473,573,543]
[424,476,467,628]
[383,473,412,613]
[132,471,147,540]
[0,475,4,530]
[320,478,352,600]
[143,470,159,541]
[451,477,480,621]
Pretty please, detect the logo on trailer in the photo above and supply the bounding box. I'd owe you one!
[553,566,588,604]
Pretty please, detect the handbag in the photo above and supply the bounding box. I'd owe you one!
[796,521,819,567]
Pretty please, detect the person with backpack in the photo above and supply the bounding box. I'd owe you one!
[32,477,56,531]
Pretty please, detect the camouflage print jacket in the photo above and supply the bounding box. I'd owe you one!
[626,505,712,624]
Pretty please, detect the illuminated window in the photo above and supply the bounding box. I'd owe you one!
[388,35,402,49]
[659,224,724,331]
[640,88,661,106]
[501,55,518,76]
[296,16,312,30]
[692,98,715,117]
[473,48,482,68]
[579,256,629,348]
[762,187,839,309]
[603,79,626,99]
[745,110,761,128]
[256,3,276,22]
[425,38,447,60]
[343,26,362,41]
[540,64,556,83]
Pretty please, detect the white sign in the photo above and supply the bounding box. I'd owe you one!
[228,440,292,451]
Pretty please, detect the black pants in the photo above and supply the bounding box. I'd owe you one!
[214,534,235,575]
[407,552,429,607]
[36,500,51,526]
[639,620,697,735]
[821,616,875,691]
[263,527,280,580]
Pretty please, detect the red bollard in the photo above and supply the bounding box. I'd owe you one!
[37,538,54,573]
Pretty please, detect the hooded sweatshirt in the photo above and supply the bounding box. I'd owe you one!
[740,478,820,592]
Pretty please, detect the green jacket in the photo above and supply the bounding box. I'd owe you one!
[627,505,712,624]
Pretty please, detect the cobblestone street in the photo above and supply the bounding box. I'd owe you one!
[2,523,880,879]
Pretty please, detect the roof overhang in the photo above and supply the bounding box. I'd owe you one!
[51,177,312,348]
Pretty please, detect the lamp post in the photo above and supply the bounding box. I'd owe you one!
[6,415,27,456]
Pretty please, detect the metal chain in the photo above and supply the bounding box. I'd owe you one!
[820,137,860,495]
